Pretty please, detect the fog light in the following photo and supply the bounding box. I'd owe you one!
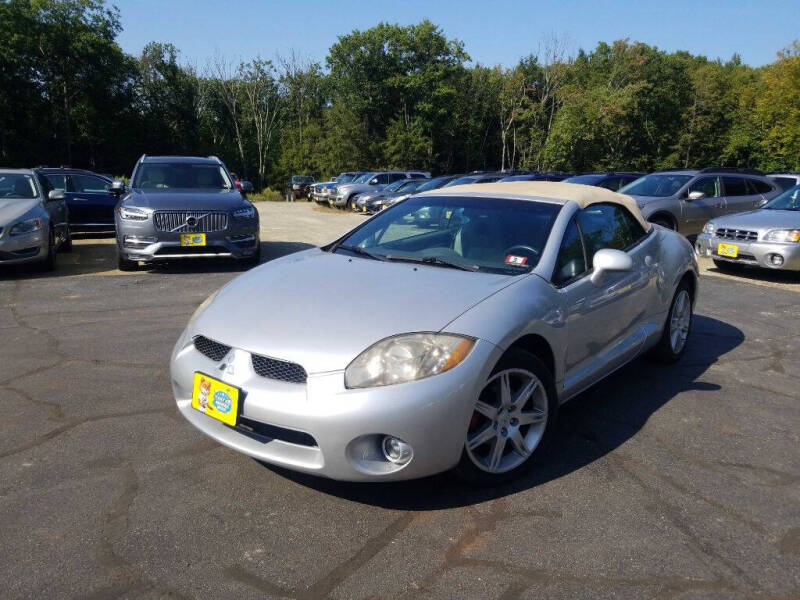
[381,436,413,465]
[123,235,156,248]
[769,254,784,267]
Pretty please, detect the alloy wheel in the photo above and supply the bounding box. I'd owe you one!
[465,368,548,473]
[669,289,691,354]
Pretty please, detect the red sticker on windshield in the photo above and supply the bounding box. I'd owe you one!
[505,254,527,266]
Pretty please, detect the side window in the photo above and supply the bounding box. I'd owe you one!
[749,179,774,194]
[577,203,646,259]
[553,218,587,286]
[722,176,748,196]
[687,176,721,198]
[374,173,389,185]
[388,173,407,183]
[37,174,53,195]
[73,174,109,193]
[45,174,67,191]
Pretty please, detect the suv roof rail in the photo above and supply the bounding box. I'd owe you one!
[697,167,765,175]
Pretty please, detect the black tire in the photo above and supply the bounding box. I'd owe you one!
[40,227,57,271]
[712,258,743,273]
[650,280,693,364]
[117,248,138,272]
[453,348,559,486]
[61,224,72,252]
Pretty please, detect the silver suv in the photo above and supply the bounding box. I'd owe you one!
[620,168,781,236]
[333,170,430,209]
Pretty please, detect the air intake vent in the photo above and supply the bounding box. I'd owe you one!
[193,335,231,362]
[251,354,307,384]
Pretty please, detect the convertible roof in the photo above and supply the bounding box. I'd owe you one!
[422,181,652,232]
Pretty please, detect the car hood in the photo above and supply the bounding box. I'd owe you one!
[0,199,40,225]
[711,209,800,230]
[126,188,248,210]
[192,248,518,373]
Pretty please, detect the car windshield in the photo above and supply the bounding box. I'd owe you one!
[382,179,408,193]
[397,180,423,192]
[0,173,37,199]
[762,185,800,211]
[335,173,356,183]
[620,174,692,197]
[352,172,373,184]
[334,195,561,275]
[564,174,605,185]
[132,163,233,189]
[415,176,451,192]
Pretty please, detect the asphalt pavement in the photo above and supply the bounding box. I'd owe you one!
[1,203,798,599]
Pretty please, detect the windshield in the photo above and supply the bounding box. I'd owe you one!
[397,180,423,192]
[334,195,561,275]
[415,176,451,192]
[564,174,605,185]
[620,174,692,197]
[444,176,480,187]
[0,173,38,199]
[292,176,313,183]
[351,172,373,184]
[762,185,800,211]
[132,163,233,189]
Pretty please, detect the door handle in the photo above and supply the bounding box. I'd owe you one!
[73,197,89,202]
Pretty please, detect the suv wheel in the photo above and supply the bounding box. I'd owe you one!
[117,248,138,272]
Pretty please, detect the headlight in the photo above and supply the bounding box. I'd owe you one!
[345,333,475,389]
[763,229,800,243]
[119,206,149,220]
[292,184,300,189]
[9,217,44,236]
[232,206,255,218]
[703,222,716,235]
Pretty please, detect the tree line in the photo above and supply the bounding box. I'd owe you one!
[1,0,799,190]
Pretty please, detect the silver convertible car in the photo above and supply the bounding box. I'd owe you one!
[171,182,698,484]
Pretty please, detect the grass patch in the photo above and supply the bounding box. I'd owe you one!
[248,188,284,202]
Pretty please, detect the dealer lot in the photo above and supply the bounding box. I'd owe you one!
[0,203,798,599]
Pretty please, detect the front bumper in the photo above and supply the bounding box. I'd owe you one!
[116,216,259,262]
[695,233,800,271]
[170,329,501,481]
[0,228,47,265]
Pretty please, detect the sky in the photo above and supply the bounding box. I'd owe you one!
[115,0,797,69]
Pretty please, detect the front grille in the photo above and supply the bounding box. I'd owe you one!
[154,211,228,233]
[251,354,307,384]
[193,335,231,361]
[716,228,758,241]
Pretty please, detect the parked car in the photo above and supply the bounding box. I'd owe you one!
[499,173,571,182]
[767,173,800,191]
[619,168,781,235]
[444,172,506,187]
[359,179,428,213]
[40,167,116,230]
[285,175,315,202]
[695,184,800,272]
[562,172,644,191]
[171,181,698,484]
[0,168,71,270]
[311,172,363,204]
[113,155,259,271]
[333,170,430,209]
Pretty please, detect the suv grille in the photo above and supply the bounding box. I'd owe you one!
[193,335,231,361]
[251,354,307,384]
[154,211,228,233]
[715,228,758,241]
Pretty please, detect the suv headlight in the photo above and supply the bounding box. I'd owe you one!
[345,333,475,389]
[763,229,800,243]
[119,206,149,221]
[232,206,255,218]
[9,217,44,236]
[703,222,716,235]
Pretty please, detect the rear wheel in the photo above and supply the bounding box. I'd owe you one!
[454,349,558,485]
[651,281,693,363]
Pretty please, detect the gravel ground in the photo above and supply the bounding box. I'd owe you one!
[0,202,798,599]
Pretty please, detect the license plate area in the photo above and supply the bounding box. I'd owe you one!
[192,372,241,426]
[717,243,738,258]
[181,233,206,247]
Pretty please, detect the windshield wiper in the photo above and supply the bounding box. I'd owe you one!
[336,244,385,261]
[385,254,479,272]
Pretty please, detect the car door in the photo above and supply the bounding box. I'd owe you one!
[36,173,68,240]
[70,174,115,225]
[721,176,759,216]
[555,205,658,397]
[683,176,724,233]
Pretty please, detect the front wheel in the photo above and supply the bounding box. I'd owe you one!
[454,349,558,485]
[117,248,138,272]
[650,282,693,363]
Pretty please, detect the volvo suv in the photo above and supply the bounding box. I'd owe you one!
[113,155,259,271]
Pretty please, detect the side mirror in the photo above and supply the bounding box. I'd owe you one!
[590,248,634,286]
[687,190,706,201]
[369,178,379,185]
[240,180,254,194]
[48,190,65,201]
[108,180,126,196]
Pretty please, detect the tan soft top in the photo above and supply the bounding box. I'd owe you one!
[424,181,651,232]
